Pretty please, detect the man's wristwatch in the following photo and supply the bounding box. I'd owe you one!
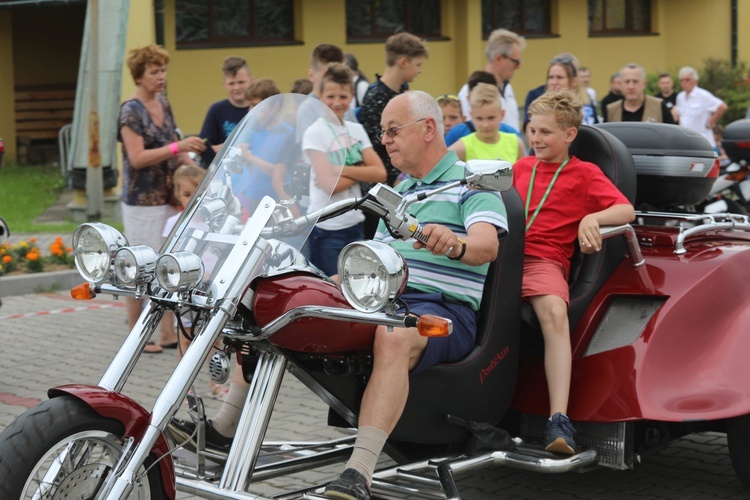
[448,237,466,261]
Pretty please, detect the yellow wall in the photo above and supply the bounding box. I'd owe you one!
[161,0,477,134]
[0,11,16,161]
[153,0,748,135]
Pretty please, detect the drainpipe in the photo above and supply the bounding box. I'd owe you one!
[154,0,165,47]
[731,0,737,68]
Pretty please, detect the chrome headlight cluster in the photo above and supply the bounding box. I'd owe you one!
[113,245,159,285]
[337,241,408,313]
[155,251,204,292]
[72,223,128,283]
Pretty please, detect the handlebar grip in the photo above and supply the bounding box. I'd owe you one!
[411,225,429,244]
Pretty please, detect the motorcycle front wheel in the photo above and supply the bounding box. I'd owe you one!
[0,395,167,499]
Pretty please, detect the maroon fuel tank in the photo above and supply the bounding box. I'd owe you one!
[252,273,376,353]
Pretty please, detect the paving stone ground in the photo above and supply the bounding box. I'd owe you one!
[0,291,748,499]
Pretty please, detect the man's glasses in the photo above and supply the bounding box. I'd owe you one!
[378,118,426,141]
[436,93,460,104]
[504,54,522,67]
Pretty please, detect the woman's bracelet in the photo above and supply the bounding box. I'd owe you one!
[168,142,180,155]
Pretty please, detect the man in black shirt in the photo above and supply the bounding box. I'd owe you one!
[654,73,678,111]
[600,73,624,122]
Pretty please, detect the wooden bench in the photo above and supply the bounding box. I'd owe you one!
[14,84,75,164]
[15,85,75,142]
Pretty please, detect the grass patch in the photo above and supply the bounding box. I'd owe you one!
[0,163,80,233]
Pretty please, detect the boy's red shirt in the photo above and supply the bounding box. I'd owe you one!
[513,155,630,273]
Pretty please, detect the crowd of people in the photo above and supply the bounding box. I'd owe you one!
[117,29,728,500]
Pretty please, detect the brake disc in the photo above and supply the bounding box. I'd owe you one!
[51,463,109,500]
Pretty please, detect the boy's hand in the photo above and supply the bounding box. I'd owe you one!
[578,215,602,254]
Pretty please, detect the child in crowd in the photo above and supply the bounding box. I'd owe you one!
[450,83,525,163]
[359,32,428,187]
[234,78,298,214]
[358,32,428,238]
[199,56,253,164]
[445,71,521,147]
[303,63,386,275]
[516,90,634,454]
[437,93,464,135]
[291,78,313,95]
[161,165,228,399]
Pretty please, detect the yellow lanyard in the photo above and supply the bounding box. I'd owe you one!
[524,157,570,231]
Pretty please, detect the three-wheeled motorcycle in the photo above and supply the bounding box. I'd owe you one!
[0,95,749,499]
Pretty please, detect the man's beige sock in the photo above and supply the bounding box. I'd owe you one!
[210,383,249,437]
[344,426,388,485]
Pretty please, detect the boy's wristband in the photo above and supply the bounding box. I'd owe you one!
[169,142,180,155]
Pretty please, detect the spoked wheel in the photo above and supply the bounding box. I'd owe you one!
[728,414,750,488]
[0,396,167,499]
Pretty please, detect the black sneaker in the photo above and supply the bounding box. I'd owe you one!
[545,412,576,454]
[167,418,233,455]
[324,468,372,500]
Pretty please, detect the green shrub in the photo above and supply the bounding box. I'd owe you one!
[699,58,750,124]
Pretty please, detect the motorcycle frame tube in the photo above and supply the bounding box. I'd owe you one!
[220,350,287,491]
[97,200,277,499]
[99,300,164,392]
[254,305,428,340]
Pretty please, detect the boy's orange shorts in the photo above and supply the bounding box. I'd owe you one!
[521,255,570,306]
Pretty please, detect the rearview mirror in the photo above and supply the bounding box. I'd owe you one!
[464,159,513,192]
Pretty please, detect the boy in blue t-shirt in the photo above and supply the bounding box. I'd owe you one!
[199,57,252,165]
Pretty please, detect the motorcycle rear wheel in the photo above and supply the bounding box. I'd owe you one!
[0,395,167,499]
[728,414,750,488]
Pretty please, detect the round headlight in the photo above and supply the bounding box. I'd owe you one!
[155,252,204,292]
[72,223,128,283]
[337,241,408,313]
[114,245,158,285]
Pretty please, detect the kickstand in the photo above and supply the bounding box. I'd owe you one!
[446,414,516,456]
[186,391,207,475]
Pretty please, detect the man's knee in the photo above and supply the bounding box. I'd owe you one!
[373,325,424,361]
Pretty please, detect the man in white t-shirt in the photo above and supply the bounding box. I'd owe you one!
[673,66,727,148]
[458,29,525,133]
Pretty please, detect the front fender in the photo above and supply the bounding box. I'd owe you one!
[48,384,176,499]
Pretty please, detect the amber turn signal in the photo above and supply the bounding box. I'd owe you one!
[417,314,453,337]
[70,282,94,300]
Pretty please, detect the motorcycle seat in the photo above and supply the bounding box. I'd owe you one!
[520,125,638,353]
[390,187,526,446]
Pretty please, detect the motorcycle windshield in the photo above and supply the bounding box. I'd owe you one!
[162,94,344,293]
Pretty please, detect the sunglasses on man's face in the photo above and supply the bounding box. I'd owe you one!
[378,118,427,141]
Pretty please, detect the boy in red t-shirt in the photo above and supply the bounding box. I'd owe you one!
[514,89,635,454]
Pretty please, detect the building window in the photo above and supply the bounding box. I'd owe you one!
[175,0,295,48]
[589,0,651,34]
[346,0,441,41]
[481,0,552,37]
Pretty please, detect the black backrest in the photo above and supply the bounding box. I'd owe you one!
[391,188,525,444]
[521,125,637,345]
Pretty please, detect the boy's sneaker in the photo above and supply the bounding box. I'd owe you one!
[545,412,576,454]
[167,418,233,455]
[324,468,372,500]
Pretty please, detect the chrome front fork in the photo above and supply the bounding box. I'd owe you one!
[98,304,232,499]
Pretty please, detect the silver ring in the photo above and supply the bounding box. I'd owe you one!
[444,246,454,257]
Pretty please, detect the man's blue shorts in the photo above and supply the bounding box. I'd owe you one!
[398,290,478,375]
